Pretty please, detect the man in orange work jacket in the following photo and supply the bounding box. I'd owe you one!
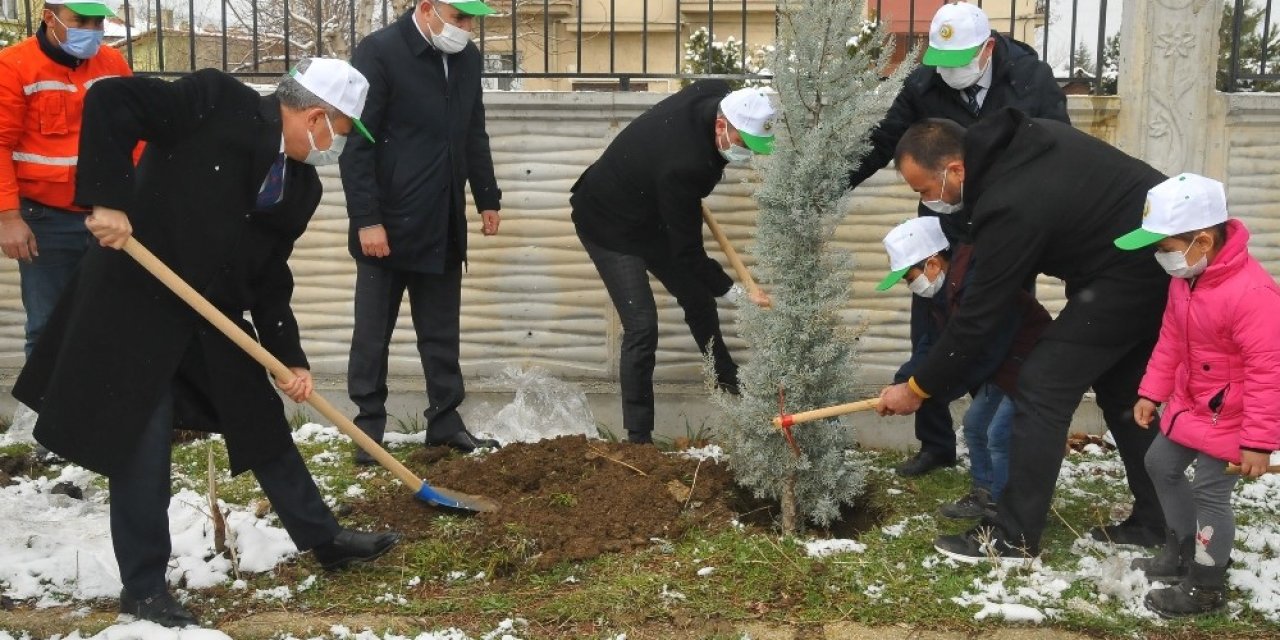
[0,0,133,357]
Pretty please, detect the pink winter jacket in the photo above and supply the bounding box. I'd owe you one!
[1138,219,1280,463]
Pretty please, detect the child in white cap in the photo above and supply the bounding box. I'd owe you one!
[878,217,1049,519]
[1115,172,1280,617]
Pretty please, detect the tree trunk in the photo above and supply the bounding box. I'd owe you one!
[781,470,798,535]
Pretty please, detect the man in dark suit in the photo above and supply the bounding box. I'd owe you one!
[876,109,1169,560]
[570,82,775,444]
[13,59,400,628]
[341,0,503,461]
[849,1,1069,478]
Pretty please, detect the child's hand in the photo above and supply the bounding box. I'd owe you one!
[1133,398,1158,428]
[1238,450,1271,478]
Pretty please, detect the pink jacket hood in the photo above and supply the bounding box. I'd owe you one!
[1138,219,1280,463]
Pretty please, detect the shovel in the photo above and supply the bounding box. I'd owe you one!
[702,204,770,308]
[772,386,879,455]
[123,237,499,513]
[1226,464,1280,475]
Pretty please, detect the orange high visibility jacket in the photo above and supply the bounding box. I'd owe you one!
[0,34,133,212]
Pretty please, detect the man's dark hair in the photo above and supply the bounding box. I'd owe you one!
[894,118,966,172]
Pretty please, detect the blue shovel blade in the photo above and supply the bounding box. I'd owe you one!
[414,481,499,513]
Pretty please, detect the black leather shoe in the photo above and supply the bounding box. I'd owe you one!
[426,429,500,452]
[120,589,198,628]
[895,450,957,477]
[353,448,377,466]
[1089,516,1165,548]
[312,528,402,571]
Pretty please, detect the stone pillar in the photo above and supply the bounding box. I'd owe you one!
[1116,0,1224,176]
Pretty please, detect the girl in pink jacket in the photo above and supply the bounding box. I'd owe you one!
[1114,173,1280,619]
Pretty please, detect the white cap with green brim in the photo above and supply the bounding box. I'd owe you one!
[719,87,777,155]
[923,2,990,68]
[45,0,116,18]
[291,58,375,144]
[877,217,950,291]
[439,0,497,16]
[1114,173,1229,250]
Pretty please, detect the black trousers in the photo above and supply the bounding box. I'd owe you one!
[110,390,339,598]
[910,288,956,460]
[580,235,737,438]
[347,260,466,442]
[993,337,1165,551]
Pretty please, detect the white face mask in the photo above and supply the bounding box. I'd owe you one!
[718,127,753,165]
[428,5,472,54]
[909,270,946,298]
[921,168,963,214]
[938,52,990,90]
[1154,241,1208,279]
[303,114,346,166]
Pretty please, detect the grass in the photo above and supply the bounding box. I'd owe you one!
[7,431,1280,639]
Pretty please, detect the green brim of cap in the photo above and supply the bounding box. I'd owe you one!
[1114,227,1168,250]
[923,44,981,67]
[875,266,911,291]
[451,0,496,16]
[738,130,774,155]
[352,118,374,144]
[64,2,116,17]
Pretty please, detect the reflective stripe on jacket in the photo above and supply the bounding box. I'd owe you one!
[0,35,132,211]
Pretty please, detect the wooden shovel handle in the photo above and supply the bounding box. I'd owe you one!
[702,204,761,298]
[773,398,880,428]
[1226,463,1280,475]
[123,238,425,492]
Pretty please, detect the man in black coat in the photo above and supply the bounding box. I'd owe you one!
[571,81,774,444]
[341,0,503,460]
[851,1,1069,478]
[13,59,400,627]
[876,109,1170,561]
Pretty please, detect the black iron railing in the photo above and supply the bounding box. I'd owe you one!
[5,0,1125,94]
[1225,0,1280,91]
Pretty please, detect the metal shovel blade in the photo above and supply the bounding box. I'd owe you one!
[414,481,501,513]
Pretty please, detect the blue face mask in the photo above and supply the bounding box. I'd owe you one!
[51,12,104,59]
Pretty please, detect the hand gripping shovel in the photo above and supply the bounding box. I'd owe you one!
[772,388,879,456]
[1226,464,1280,475]
[702,204,770,308]
[124,238,499,513]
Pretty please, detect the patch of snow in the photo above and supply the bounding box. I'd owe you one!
[803,539,866,557]
[678,444,726,462]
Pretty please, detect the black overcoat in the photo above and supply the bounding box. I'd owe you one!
[910,108,1169,395]
[13,69,319,477]
[340,11,501,274]
[569,79,735,296]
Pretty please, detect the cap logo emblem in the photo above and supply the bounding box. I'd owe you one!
[939,23,954,40]
[1142,199,1151,219]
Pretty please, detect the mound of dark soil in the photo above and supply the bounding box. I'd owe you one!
[351,436,738,569]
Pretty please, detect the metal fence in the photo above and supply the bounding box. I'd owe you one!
[21,0,1271,95]
[1225,0,1280,91]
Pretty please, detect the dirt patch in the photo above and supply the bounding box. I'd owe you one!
[350,436,888,573]
[351,436,738,570]
[0,452,39,487]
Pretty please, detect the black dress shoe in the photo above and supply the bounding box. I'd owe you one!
[119,589,198,628]
[353,448,377,466]
[312,528,402,571]
[425,429,500,452]
[1089,516,1165,548]
[894,450,957,477]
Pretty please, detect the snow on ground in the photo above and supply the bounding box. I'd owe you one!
[942,449,1280,624]
[0,619,533,640]
[0,468,298,607]
[804,538,867,557]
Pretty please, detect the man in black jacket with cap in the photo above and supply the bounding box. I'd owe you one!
[876,109,1169,562]
[571,81,775,445]
[849,1,1069,478]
